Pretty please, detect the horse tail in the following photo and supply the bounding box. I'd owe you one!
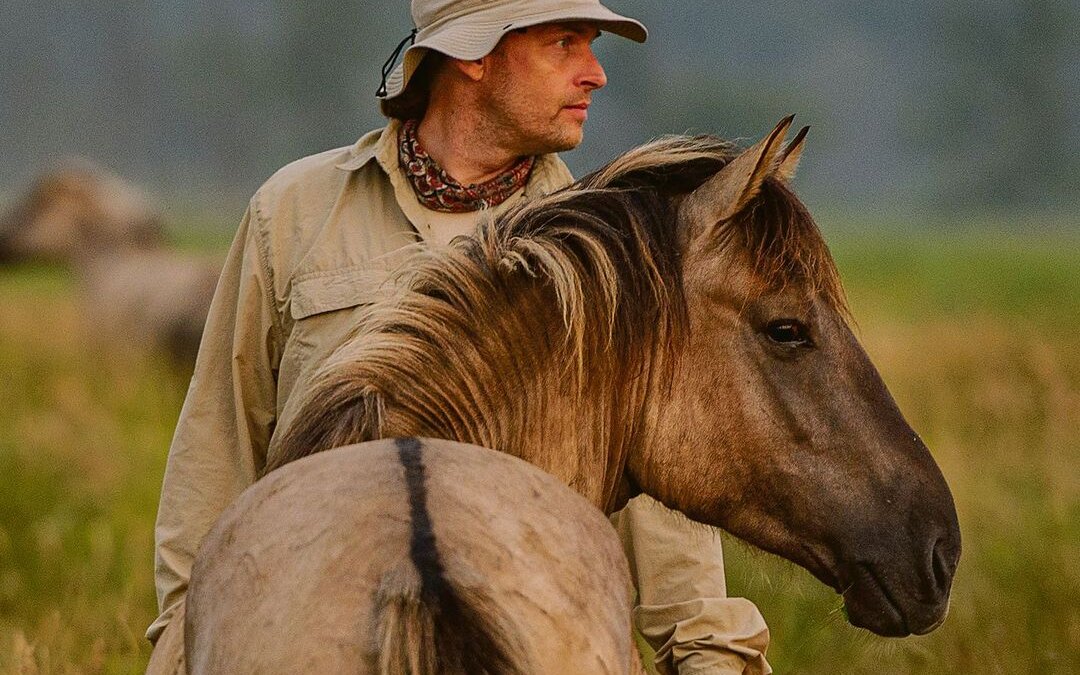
[373,570,438,675]
[375,438,528,675]
[374,570,528,675]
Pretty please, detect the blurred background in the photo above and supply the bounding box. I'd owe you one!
[0,1,1077,673]
[4,0,1079,213]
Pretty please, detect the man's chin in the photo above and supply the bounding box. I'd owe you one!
[539,128,585,154]
[512,124,584,156]
[549,138,583,153]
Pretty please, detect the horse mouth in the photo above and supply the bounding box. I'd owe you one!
[791,545,951,638]
[841,562,952,638]
[842,563,911,637]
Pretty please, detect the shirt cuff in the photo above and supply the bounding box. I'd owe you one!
[635,597,772,675]
[145,598,183,645]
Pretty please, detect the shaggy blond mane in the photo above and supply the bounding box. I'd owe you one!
[267,135,846,480]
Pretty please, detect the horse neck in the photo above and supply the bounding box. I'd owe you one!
[375,282,647,513]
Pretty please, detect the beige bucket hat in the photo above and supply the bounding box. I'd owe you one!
[377,0,647,100]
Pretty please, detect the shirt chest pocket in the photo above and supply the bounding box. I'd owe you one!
[280,267,396,404]
[289,267,395,322]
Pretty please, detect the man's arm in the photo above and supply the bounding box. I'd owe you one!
[148,203,282,643]
[614,495,772,675]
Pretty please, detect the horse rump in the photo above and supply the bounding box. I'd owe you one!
[186,440,634,673]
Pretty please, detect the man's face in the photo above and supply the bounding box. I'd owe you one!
[479,22,607,155]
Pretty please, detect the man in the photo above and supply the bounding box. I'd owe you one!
[149,1,772,672]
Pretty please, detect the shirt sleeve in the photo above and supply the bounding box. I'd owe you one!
[614,495,772,675]
[147,203,282,644]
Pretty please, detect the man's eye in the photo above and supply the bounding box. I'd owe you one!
[557,37,572,48]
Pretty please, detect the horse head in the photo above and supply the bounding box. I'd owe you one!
[631,117,961,637]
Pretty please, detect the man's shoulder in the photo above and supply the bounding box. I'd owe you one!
[242,128,396,285]
[250,128,384,219]
[262,146,353,192]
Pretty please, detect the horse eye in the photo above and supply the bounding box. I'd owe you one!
[765,320,813,347]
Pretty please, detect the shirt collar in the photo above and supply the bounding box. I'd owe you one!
[334,120,573,198]
[333,124,388,172]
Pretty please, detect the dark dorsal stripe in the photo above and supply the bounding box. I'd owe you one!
[392,437,529,674]
[395,436,447,603]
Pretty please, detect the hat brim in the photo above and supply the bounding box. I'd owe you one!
[379,3,646,101]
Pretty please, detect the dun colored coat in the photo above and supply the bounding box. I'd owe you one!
[187,439,642,674]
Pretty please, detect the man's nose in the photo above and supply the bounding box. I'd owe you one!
[578,48,607,91]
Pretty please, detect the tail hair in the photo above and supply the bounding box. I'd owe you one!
[374,565,528,675]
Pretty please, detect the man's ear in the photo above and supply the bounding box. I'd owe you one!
[449,56,485,82]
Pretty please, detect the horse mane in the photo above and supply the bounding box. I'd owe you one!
[267,135,846,476]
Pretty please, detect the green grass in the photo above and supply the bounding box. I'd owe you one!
[828,228,1080,322]
[0,268,188,673]
[1,229,1078,673]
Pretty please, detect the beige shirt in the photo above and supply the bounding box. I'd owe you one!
[151,120,770,674]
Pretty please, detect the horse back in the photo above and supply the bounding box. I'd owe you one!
[186,438,637,674]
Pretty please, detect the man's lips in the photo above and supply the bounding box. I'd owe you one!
[563,102,590,120]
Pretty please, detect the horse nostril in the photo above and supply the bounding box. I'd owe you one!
[931,537,954,594]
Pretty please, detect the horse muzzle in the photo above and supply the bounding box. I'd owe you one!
[840,531,960,637]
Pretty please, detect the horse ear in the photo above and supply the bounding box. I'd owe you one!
[685,115,794,225]
[775,126,809,183]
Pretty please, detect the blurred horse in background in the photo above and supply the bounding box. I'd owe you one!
[0,159,220,363]
[0,158,163,262]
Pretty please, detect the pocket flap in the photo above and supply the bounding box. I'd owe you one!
[289,267,390,320]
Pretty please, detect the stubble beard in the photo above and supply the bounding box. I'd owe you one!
[482,77,584,156]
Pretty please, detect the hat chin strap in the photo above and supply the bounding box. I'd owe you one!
[377,29,419,98]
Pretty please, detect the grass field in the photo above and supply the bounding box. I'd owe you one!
[1,226,1078,673]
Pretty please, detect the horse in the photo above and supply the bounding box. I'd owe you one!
[0,158,163,263]
[0,160,220,363]
[187,117,961,672]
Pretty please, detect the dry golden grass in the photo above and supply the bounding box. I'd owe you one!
[0,230,1077,673]
[0,265,184,673]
